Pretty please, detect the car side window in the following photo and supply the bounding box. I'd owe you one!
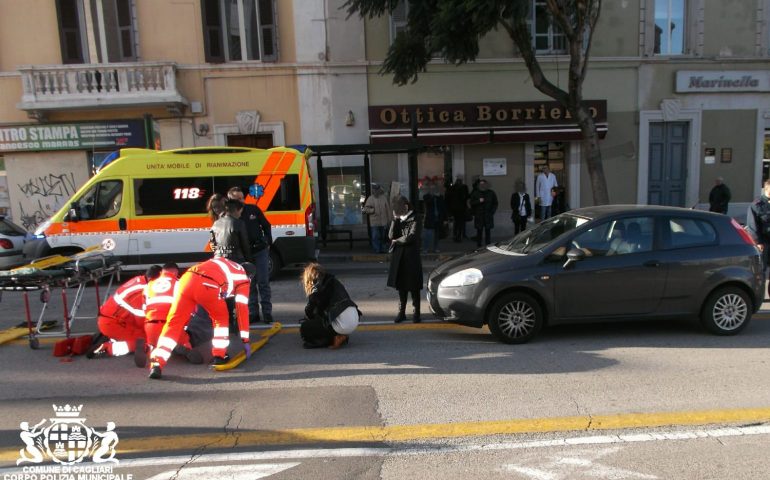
[76,180,123,220]
[571,217,654,257]
[663,217,717,249]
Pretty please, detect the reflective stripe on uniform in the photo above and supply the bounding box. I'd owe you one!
[114,284,146,317]
[146,295,174,305]
[210,258,248,297]
[235,294,248,305]
[240,330,249,339]
[212,325,230,349]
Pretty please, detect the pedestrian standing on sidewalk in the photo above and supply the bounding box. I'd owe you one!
[446,176,470,242]
[709,177,731,214]
[510,180,531,235]
[421,181,447,253]
[299,262,361,349]
[469,179,498,247]
[387,196,423,323]
[362,183,391,253]
[535,166,558,220]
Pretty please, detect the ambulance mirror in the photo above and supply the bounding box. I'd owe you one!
[67,203,79,222]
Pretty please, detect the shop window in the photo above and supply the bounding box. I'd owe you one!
[654,0,685,55]
[56,0,137,63]
[326,168,364,226]
[201,0,278,63]
[528,0,567,54]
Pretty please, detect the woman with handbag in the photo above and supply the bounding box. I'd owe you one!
[299,262,361,349]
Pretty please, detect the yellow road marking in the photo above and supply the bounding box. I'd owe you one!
[2,406,769,462]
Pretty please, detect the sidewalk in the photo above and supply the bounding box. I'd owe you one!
[317,233,485,263]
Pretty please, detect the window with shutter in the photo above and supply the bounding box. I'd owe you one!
[201,0,278,63]
[389,1,409,44]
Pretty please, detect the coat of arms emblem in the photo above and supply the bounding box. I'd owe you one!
[18,404,119,465]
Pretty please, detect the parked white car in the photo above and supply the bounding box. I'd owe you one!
[0,217,33,270]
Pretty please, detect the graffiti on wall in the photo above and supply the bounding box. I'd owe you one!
[15,173,78,231]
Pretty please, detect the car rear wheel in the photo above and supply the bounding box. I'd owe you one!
[701,286,751,335]
[487,292,543,344]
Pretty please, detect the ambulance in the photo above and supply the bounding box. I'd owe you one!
[25,146,317,278]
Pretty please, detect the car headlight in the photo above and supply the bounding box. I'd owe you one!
[33,219,51,237]
[439,268,483,288]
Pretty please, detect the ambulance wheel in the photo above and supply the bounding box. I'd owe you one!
[29,337,40,350]
[268,249,282,280]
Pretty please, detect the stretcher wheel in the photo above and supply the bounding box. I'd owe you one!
[40,290,50,303]
[29,337,40,349]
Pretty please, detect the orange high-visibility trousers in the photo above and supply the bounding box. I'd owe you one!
[144,321,191,351]
[150,271,231,368]
[97,315,144,354]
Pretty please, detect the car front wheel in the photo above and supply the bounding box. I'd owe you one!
[487,292,544,344]
[701,286,751,335]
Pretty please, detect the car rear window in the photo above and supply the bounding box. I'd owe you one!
[664,217,717,249]
[0,219,26,236]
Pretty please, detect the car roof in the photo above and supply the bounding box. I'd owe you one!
[566,204,723,220]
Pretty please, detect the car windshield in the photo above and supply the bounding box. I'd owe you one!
[500,213,591,254]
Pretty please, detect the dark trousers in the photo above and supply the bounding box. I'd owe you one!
[300,314,336,348]
[452,216,465,241]
[476,227,491,246]
[513,216,527,235]
[398,289,420,313]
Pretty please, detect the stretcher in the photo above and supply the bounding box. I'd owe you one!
[0,246,122,349]
[213,322,282,371]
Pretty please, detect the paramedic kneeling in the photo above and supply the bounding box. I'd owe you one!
[147,257,252,379]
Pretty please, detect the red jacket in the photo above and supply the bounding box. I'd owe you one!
[99,275,147,325]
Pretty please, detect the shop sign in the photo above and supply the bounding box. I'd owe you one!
[676,71,770,93]
[369,101,606,130]
[0,120,147,153]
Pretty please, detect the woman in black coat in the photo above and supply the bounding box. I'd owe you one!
[300,262,360,349]
[387,196,423,323]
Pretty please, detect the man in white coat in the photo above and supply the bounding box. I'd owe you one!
[535,166,558,220]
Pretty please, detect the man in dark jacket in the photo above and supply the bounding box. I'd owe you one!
[469,179,498,247]
[210,199,252,264]
[228,186,273,324]
[708,177,731,214]
[387,196,423,323]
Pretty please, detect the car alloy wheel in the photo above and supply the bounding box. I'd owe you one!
[487,292,544,344]
[701,287,751,335]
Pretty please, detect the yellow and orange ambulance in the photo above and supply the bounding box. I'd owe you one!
[25,146,317,278]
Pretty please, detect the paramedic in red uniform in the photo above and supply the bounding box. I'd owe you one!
[88,266,161,358]
[135,263,202,368]
[148,257,252,379]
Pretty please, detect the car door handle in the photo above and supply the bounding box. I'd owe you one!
[643,260,661,267]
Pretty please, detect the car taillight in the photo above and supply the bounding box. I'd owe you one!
[731,218,757,247]
[305,203,316,236]
[0,239,12,249]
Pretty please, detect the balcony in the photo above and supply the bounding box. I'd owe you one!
[17,62,188,118]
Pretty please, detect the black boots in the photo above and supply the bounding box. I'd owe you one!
[413,302,421,324]
[396,291,421,323]
[395,294,407,323]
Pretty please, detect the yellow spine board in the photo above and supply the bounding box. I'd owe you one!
[213,322,282,371]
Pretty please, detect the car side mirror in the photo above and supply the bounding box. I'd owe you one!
[67,203,79,222]
[563,247,585,268]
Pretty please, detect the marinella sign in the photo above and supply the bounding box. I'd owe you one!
[676,71,770,93]
[368,101,607,130]
[0,119,147,152]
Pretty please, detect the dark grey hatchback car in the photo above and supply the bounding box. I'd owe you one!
[427,205,764,344]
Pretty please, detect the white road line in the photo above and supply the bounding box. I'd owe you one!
[144,463,300,480]
[1,424,764,473]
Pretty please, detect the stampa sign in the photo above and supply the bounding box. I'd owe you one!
[0,119,147,152]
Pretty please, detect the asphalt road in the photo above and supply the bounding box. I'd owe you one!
[0,263,769,479]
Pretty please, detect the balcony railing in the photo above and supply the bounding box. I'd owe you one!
[17,62,188,115]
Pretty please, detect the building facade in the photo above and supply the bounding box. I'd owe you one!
[0,0,769,240]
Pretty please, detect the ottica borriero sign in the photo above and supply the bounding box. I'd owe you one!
[368,101,607,130]
[0,119,147,152]
[676,71,770,93]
